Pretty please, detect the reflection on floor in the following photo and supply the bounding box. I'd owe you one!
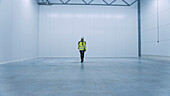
[0,57,170,96]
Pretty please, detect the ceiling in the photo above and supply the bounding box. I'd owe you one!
[38,0,138,6]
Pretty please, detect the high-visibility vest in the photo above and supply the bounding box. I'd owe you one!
[78,41,86,51]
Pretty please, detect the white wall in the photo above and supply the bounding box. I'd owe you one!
[39,5,138,57]
[0,0,39,63]
[141,0,170,56]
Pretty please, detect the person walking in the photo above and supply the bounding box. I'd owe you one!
[78,37,86,63]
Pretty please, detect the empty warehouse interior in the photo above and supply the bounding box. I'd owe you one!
[0,0,170,96]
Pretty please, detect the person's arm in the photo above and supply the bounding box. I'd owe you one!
[78,41,80,50]
[84,42,87,51]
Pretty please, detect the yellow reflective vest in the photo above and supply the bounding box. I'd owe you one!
[78,41,86,51]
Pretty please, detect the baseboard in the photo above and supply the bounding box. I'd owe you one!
[142,54,170,58]
[0,57,38,65]
[38,56,138,58]
[38,56,78,58]
[141,54,170,60]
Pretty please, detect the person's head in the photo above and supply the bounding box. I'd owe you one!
[81,37,84,41]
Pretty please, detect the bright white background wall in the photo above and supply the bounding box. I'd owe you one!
[141,0,170,56]
[0,0,39,63]
[39,5,138,57]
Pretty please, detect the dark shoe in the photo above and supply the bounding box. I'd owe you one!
[81,61,83,63]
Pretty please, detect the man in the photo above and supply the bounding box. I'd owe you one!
[78,37,87,63]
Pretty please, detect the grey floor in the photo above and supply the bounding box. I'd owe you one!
[0,57,170,96]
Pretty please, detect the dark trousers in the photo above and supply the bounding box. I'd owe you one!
[80,50,85,62]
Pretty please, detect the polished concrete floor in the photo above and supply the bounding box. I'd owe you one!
[0,57,170,96]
